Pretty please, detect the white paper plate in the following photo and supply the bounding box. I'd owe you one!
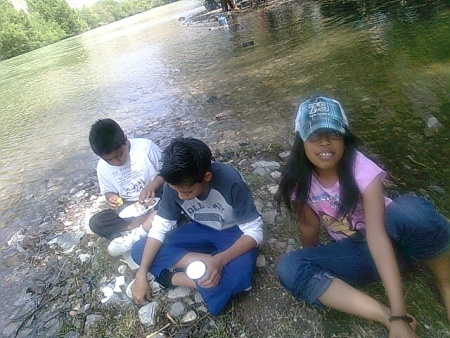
[118,197,160,218]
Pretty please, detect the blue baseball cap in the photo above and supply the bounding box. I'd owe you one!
[295,96,349,141]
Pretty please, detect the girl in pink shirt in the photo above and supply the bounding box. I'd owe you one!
[276,96,449,337]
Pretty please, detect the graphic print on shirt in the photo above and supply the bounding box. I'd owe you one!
[318,212,356,237]
[111,158,146,197]
[308,191,360,238]
[182,190,235,230]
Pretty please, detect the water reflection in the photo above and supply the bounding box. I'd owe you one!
[0,0,448,241]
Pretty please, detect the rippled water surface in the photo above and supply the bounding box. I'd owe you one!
[0,0,449,242]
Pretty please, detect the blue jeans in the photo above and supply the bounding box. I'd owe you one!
[131,222,258,315]
[277,195,450,306]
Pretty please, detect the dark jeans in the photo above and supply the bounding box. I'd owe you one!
[131,222,258,315]
[277,195,450,306]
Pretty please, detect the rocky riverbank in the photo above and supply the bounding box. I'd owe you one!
[4,133,448,338]
[1,2,449,336]
[1,139,301,338]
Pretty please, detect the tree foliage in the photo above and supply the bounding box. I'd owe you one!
[0,0,179,60]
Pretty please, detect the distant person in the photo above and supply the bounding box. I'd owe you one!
[221,0,237,12]
[276,96,450,336]
[88,118,164,257]
[129,138,264,315]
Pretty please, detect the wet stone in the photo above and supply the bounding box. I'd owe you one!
[138,302,159,326]
[167,286,191,300]
[64,331,80,338]
[181,310,198,323]
[256,254,266,268]
[169,301,187,317]
[3,322,20,337]
[194,291,204,304]
[15,326,33,338]
[85,314,102,329]
[261,211,277,225]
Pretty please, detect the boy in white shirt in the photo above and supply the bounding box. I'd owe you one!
[88,118,164,256]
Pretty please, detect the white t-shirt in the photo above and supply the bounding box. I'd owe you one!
[97,138,162,201]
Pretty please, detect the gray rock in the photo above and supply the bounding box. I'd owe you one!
[167,286,191,300]
[78,253,91,263]
[15,327,33,338]
[13,293,33,307]
[287,238,296,245]
[426,116,440,130]
[251,161,281,172]
[169,301,187,317]
[252,167,267,176]
[286,244,296,253]
[194,291,204,304]
[278,151,290,159]
[254,201,264,213]
[139,302,159,326]
[85,314,102,329]
[181,310,197,323]
[268,185,279,195]
[197,305,208,313]
[64,331,80,338]
[43,317,60,337]
[2,322,20,337]
[270,171,281,180]
[256,254,266,268]
[261,211,277,225]
[49,231,84,251]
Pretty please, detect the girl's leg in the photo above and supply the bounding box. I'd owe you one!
[319,278,417,329]
[426,251,450,321]
[385,195,450,260]
[277,238,416,328]
[385,195,450,320]
[277,236,379,304]
[319,278,391,327]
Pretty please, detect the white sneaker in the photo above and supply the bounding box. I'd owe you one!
[107,228,142,257]
[125,273,158,299]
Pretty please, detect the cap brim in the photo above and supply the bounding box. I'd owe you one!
[299,118,346,141]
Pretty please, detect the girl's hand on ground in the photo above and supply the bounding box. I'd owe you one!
[389,320,417,338]
[198,256,224,288]
[131,273,151,305]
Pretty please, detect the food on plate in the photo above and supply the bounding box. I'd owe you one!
[143,198,155,207]
[133,201,147,213]
[116,197,123,206]
[118,197,160,218]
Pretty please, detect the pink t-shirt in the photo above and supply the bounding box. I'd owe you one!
[306,151,392,241]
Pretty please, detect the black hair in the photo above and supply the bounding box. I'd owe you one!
[88,119,127,156]
[276,128,360,218]
[160,138,212,186]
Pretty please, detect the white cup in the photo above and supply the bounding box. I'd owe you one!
[186,261,206,280]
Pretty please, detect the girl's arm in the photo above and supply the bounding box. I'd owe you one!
[298,204,321,248]
[363,178,414,336]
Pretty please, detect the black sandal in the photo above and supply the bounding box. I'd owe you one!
[155,269,176,288]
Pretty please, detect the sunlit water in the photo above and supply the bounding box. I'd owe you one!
[0,0,449,241]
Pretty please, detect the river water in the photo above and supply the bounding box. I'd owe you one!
[1,0,449,243]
